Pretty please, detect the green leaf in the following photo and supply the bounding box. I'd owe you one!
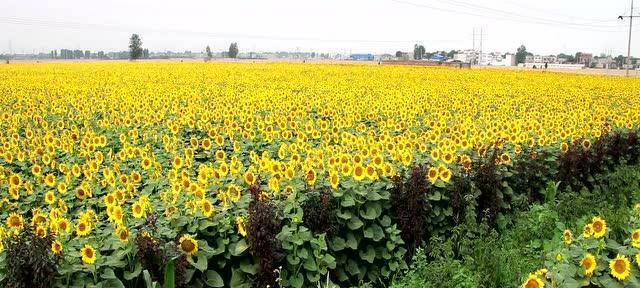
[188,255,208,271]
[232,239,248,256]
[359,245,376,263]
[101,268,117,279]
[99,279,124,288]
[230,268,251,288]
[360,202,382,220]
[347,216,364,230]
[303,257,318,272]
[341,196,355,207]
[287,253,301,265]
[428,190,441,201]
[124,262,143,280]
[204,270,224,287]
[288,273,304,288]
[164,261,176,288]
[346,233,358,250]
[364,223,385,241]
[366,190,382,201]
[330,237,346,251]
[143,270,155,288]
[239,259,258,275]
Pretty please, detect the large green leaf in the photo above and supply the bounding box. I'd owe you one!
[204,270,224,287]
[359,245,376,263]
[188,255,208,271]
[347,216,364,230]
[164,260,175,288]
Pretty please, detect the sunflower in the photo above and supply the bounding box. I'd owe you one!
[439,166,452,183]
[591,216,607,239]
[560,142,569,153]
[353,164,365,181]
[80,244,97,264]
[116,226,129,243]
[179,235,199,257]
[442,152,454,164]
[562,229,573,245]
[141,157,152,170]
[45,191,56,205]
[51,240,63,255]
[329,171,340,189]
[201,199,215,217]
[57,218,71,234]
[521,273,544,288]
[427,167,439,184]
[31,164,42,176]
[244,170,256,185]
[581,253,596,277]
[610,254,631,281]
[631,229,640,248]
[236,216,247,237]
[305,168,317,185]
[227,184,242,203]
[582,139,592,150]
[9,173,21,187]
[75,220,91,236]
[6,213,24,230]
[44,173,56,187]
[583,223,594,238]
[36,225,47,238]
[365,165,378,180]
[132,202,145,218]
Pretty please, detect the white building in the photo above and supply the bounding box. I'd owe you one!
[527,55,558,64]
[453,50,478,63]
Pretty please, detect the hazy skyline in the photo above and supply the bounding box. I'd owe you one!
[2,0,639,56]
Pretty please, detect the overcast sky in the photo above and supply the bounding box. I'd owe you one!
[1,0,639,56]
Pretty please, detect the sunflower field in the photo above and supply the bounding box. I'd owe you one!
[0,62,639,288]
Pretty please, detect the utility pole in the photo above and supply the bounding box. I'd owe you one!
[480,28,483,66]
[619,0,637,77]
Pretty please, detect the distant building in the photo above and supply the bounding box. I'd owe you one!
[526,55,558,64]
[576,53,593,67]
[376,54,395,61]
[594,56,615,69]
[350,54,374,61]
[453,50,478,64]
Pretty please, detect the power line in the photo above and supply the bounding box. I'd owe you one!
[389,0,634,32]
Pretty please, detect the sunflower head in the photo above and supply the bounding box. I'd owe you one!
[522,273,544,288]
[179,235,199,257]
[51,240,63,255]
[562,229,573,245]
[80,244,97,265]
[609,254,631,281]
[581,253,596,277]
[591,216,607,239]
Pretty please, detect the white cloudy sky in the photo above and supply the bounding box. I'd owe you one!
[1,0,638,56]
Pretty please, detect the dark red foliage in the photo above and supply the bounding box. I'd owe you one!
[247,182,282,288]
[2,227,57,288]
[474,145,501,227]
[390,165,429,263]
[302,189,337,237]
[136,231,165,282]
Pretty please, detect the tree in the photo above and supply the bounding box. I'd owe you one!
[129,34,143,60]
[143,49,149,59]
[395,51,403,58]
[205,45,213,60]
[516,45,528,64]
[446,50,458,59]
[413,44,425,60]
[614,55,625,67]
[228,43,239,58]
